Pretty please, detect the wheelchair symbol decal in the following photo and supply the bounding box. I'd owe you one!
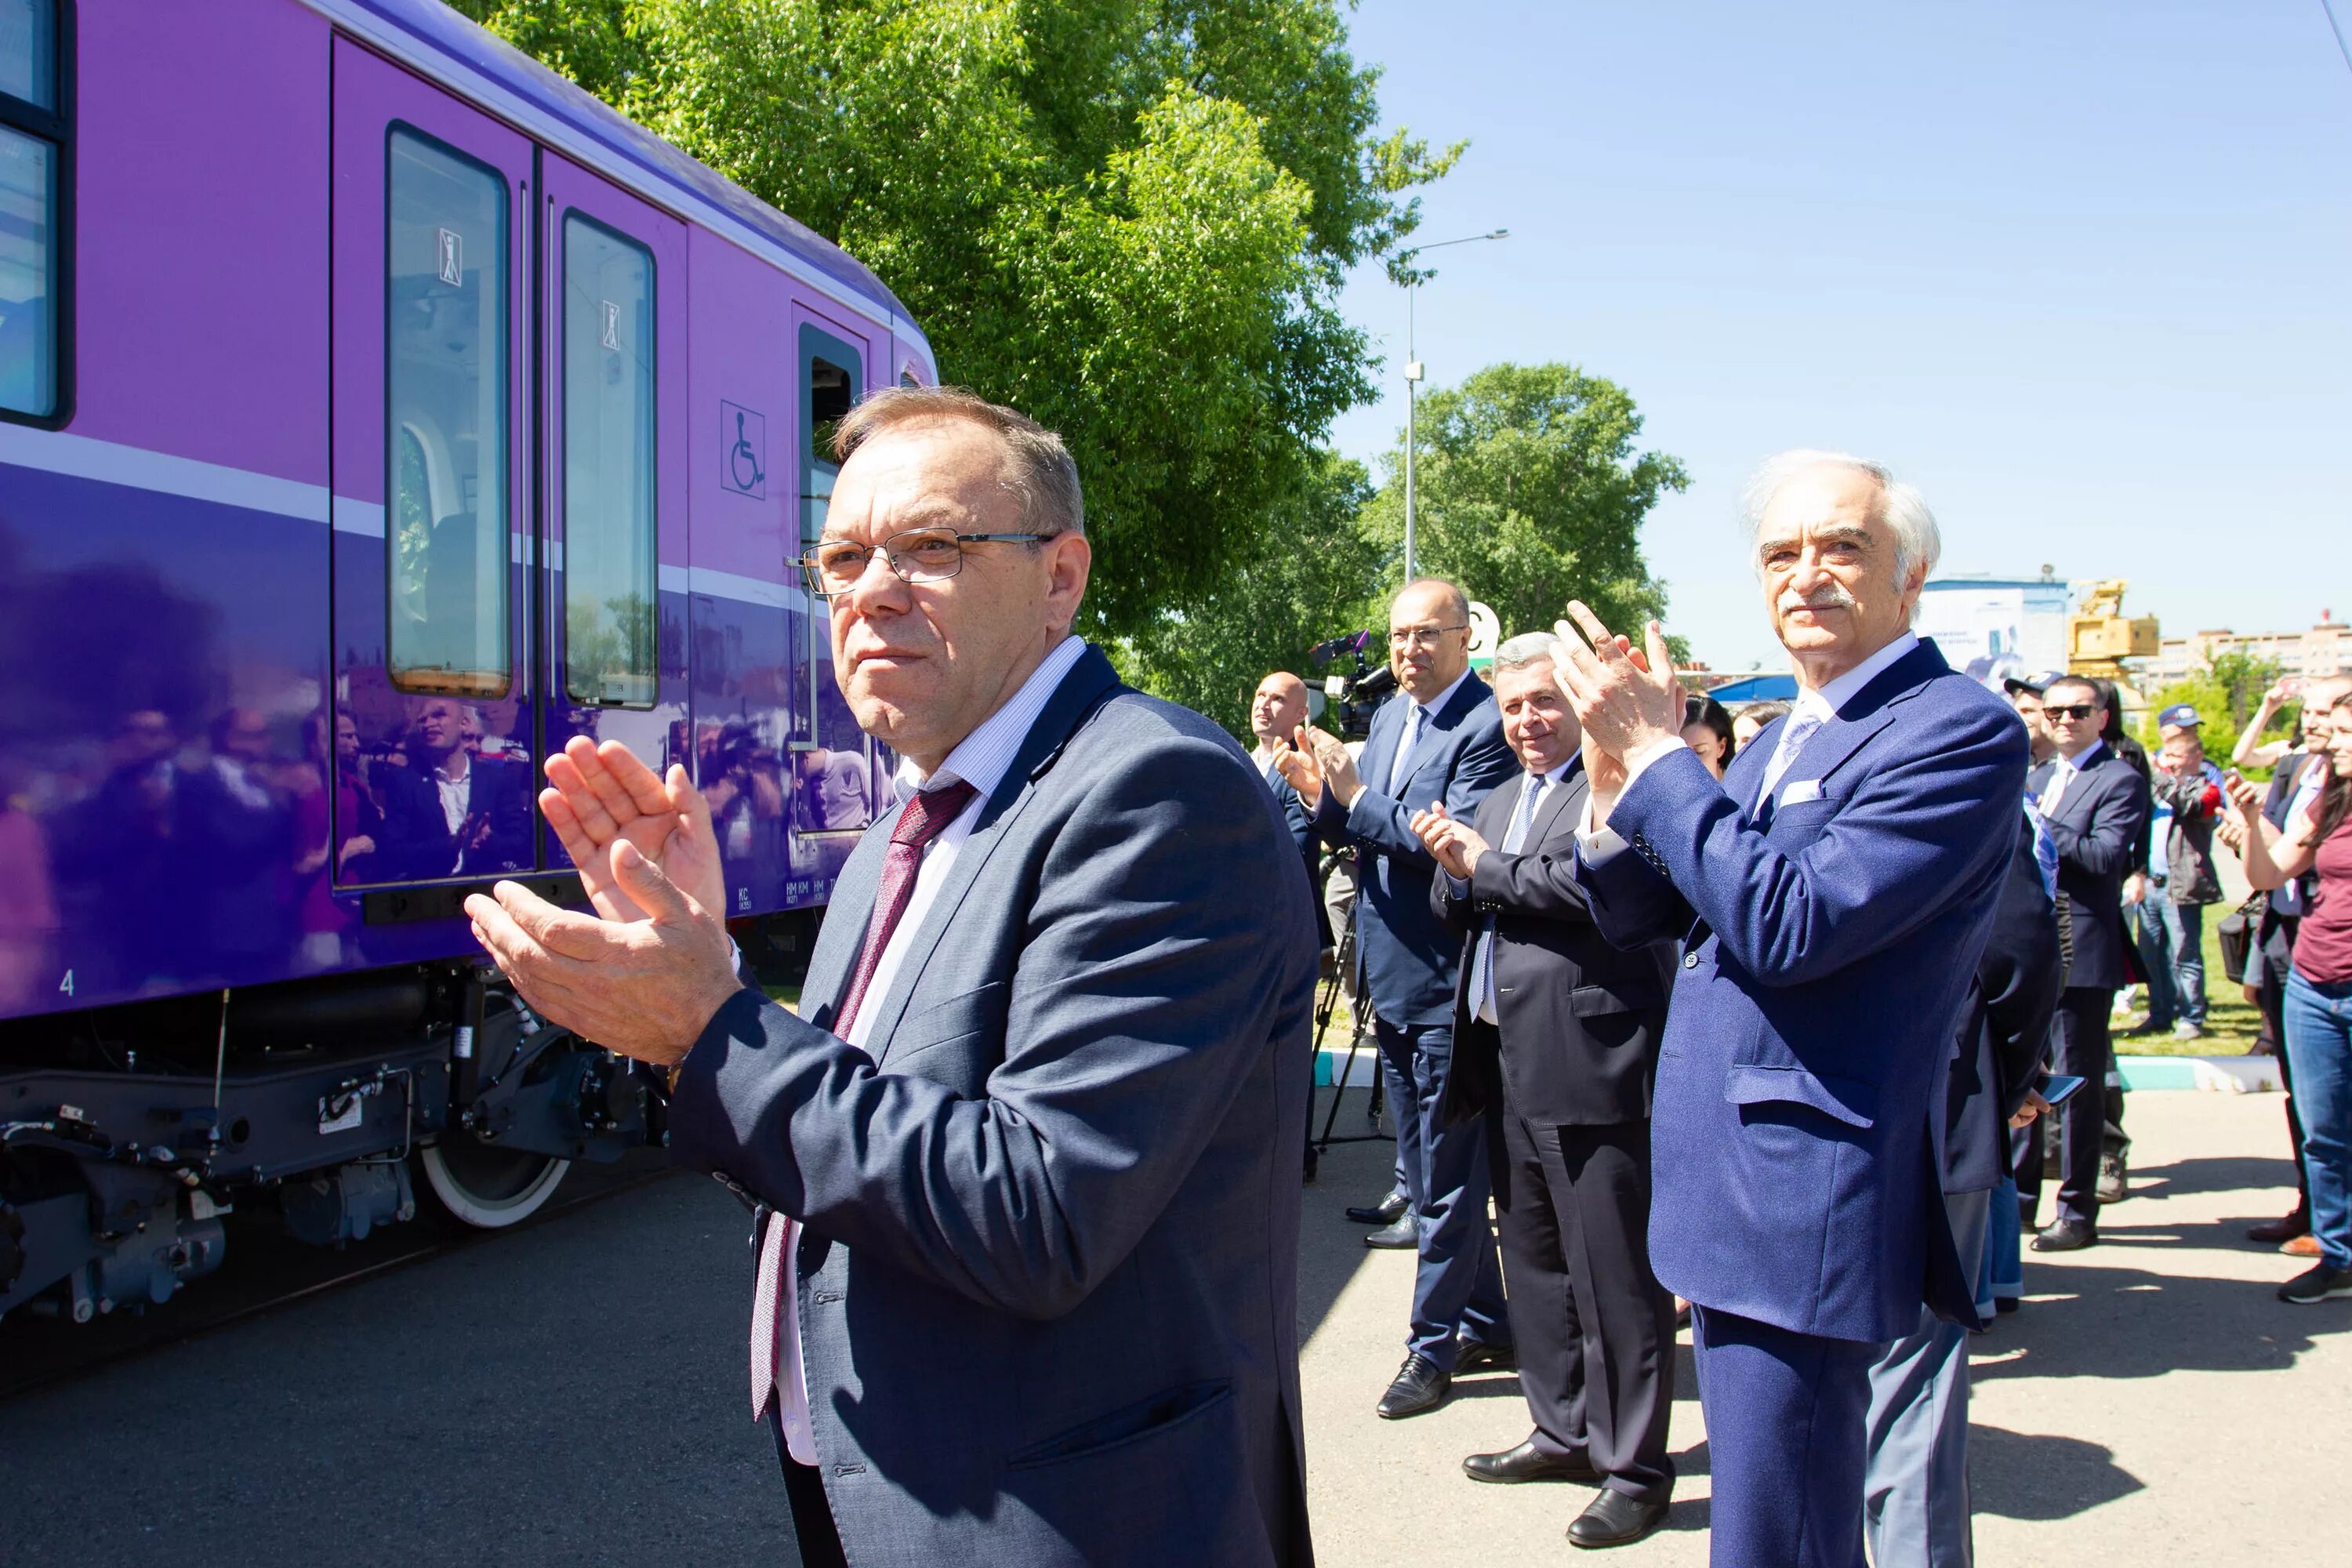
[720,400,766,499]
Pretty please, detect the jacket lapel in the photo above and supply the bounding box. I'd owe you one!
[802,818,894,1033]
[1392,676,1481,803]
[860,645,1125,1065]
[1359,696,1405,798]
[1532,763,1586,847]
[1764,640,1952,809]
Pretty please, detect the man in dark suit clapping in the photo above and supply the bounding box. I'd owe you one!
[2021,675,2151,1250]
[1413,631,1678,1549]
[464,387,1317,1566]
[1275,579,1520,1420]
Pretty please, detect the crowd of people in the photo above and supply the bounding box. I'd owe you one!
[461,387,2349,1568]
[1246,470,2352,1559]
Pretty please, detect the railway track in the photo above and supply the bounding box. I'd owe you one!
[0,1151,679,1404]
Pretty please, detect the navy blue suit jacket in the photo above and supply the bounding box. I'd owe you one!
[1258,759,1327,945]
[1312,679,1517,1026]
[1577,639,2027,1340]
[1944,809,2065,1192]
[2027,748,2150,992]
[668,647,1318,1567]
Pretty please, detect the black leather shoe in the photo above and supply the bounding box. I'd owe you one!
[1567,1490,1668,1548]
[1377,1353,1450,1419]
[1454,1337,1517,1375]
[1462,1438,1599,1484]
[1364,1214,1417,1249]
[2031,1218,2096,1252]
[1347,1191,1410,1225]
[2249,1214,2311,1243]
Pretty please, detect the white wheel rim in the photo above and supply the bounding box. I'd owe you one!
[418,1143,571,1229]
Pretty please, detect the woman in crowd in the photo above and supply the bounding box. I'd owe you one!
[1731,699,1790,754]
[1681,694,1737,780]
[2229,687,2352,1305]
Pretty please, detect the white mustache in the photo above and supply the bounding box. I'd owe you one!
[1779,586,1857,614]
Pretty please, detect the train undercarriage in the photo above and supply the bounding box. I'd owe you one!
[0,964,664,1323]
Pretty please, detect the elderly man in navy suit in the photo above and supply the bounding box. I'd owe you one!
[1275,579,1520,1419]
[1553,451,2027,1568]
[464,387,1317,1567]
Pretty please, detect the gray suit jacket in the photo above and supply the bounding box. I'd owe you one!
[668,645,1319,1568]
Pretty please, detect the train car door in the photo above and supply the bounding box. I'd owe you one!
[537,154,688,850]
[792,308,880,849]
[329,41,539,892]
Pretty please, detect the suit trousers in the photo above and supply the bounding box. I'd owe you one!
[2017,988,2114,1227]
[1497,1112,1675,1505]
[770,1410,848,1568]
[1862,1188,1993,1568]
[1690,1304,1882,1568]
[1374,1017,1508,1366]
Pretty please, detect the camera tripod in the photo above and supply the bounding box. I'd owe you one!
[1313,856,1388,1154]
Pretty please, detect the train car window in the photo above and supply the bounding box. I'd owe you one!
[798,325,862,552]
[561,212,656,708]
[0,0,64,423]
[0,2,53,109]
[386,127,510,698]
[809,355,851,463]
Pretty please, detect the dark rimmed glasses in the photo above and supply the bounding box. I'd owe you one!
[797,528,1047,598]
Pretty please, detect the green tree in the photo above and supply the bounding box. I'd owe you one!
[2140,650,2284,754]
[451,0,1457,644]
[1356,361,1687,644]
[1120,453,1383,736]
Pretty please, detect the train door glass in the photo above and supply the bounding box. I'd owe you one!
[331,41,536,888]
[538,153,688,857]
[794,318,874,834]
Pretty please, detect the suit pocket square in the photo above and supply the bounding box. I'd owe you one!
[1778,779,1824,808]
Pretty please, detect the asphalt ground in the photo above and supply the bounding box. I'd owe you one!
[2,1089,2344,1565]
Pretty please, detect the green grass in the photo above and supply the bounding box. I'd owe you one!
[2112,904,2265,1058]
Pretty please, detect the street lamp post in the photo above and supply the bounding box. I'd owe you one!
[1396,227,1508,583]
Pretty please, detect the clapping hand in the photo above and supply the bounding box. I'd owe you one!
[462,737,741,1065]
[539,737,726,924]
[1410,801,1490,879]
[1552,601,1681,820]
[1273,724,1362,812]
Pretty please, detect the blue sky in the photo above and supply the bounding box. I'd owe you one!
[1323,2,2352,670]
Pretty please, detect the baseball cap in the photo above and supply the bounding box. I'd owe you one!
[2158,702,2201,730]
[2003,670,2066,697]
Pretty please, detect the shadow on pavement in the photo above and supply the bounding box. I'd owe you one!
[1969,1424,2143,1519]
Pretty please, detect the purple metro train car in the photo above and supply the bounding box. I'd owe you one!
[0,0,933,1320]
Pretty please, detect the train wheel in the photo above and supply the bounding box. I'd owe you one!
[416,1138,570,1229]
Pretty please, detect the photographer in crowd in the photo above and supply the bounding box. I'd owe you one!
[2147,705,2226,1041]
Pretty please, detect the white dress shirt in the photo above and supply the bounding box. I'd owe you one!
[1385,668,1474,798]
[1581,630,1922,860]
[1462,762,1570,1024]
[2035,737,2106,819]
[773,633,1087,1461]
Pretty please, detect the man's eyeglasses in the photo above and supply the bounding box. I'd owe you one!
[2045,703,2099,722]
[797,528,1047,598]
[1388,624,1468,651]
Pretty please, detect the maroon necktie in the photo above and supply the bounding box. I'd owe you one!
[750,777,979,1422]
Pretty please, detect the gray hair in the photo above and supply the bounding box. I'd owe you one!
[1739,449,1941,586]
[1491,631,1566,674]
[835,384,1085,537]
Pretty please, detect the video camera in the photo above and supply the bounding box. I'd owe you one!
[1308,631,1397,741]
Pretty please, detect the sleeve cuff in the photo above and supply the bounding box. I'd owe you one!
[1620,735,1690,793]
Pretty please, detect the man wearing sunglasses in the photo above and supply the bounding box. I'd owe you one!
[2019,676,2151,1251]
[464,387,1318,1567]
